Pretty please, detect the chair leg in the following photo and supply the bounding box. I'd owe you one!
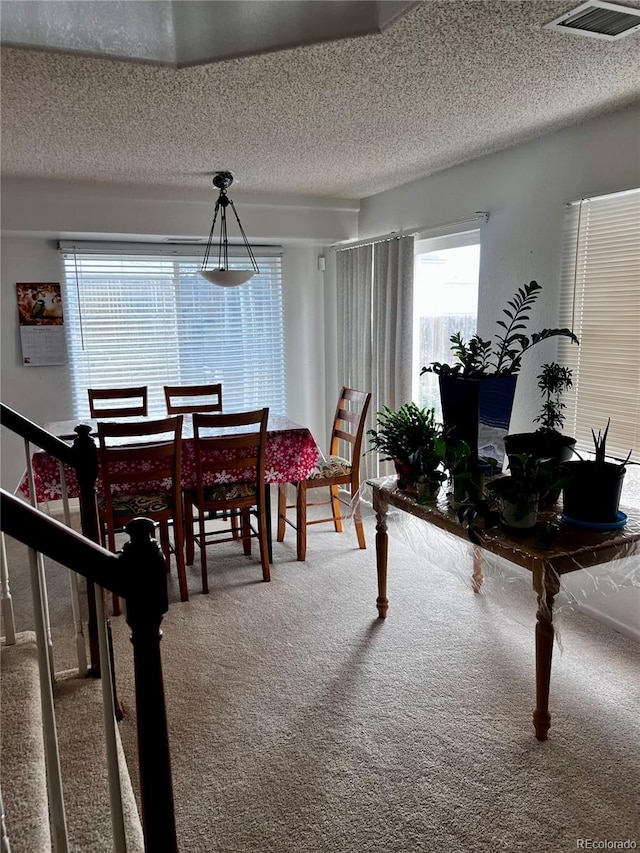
[277,484,287,542]
[173,511,189,603]
[199,507,209,595]
[257,501,271,582]
[231,512,241,540]
[185,499,195,565]
[330,485,343,532]
[159,522,171,568]
[241,508,252,555]
[296,482,307,562]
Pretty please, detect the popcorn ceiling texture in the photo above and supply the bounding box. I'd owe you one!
[1,0,639,199]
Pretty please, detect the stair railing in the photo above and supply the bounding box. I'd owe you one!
[1,403,101,674]
[1,402,178,852]
[1,490,178,853]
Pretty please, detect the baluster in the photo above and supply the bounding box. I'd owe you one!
[121,518,178,852]
[27,544,69,853]
[70,424,101,673]
[0,786,10,853]
[58,460,88,675]
[93,583,128,853]
[24,438,55,683]
[0,533,16,646]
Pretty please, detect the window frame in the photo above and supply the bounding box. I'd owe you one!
[60,242,286,419]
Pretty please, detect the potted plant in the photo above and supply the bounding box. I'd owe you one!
[415,432,448,504]
[441,437,496,508]
[367,402,446,493]
[421,281,579,472]
[485,452,562,531]
[561,420,631,525]
[504,362,577,505]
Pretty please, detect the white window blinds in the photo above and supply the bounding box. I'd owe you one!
[557,188,640,464]
[61,243,286,418]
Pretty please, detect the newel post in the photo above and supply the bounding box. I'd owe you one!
[71,423,101,675]
[121,518,178,853]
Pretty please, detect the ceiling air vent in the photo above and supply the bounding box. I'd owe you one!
[544,0,640,39]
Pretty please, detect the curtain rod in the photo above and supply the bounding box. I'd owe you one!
[330,211,489,252]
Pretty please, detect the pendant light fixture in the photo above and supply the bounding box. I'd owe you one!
[200,171,259,286]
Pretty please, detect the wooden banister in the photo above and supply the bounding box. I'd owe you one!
[0,403,74,466]
[1,490,125,595]
[0,491,179,852]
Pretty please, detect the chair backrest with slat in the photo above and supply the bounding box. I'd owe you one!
[97,416,183,509]
[163,384,223,415]
[88,386,148,418]
[328,387,372,476]
[192,409,268,499]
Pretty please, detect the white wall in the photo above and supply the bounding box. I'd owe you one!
[343,104,640,640]
[354,104,640,432]
[1,179,359,492]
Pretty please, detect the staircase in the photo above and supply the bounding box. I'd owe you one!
[1,632,144,853]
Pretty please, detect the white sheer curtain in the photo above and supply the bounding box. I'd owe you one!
[372,236,415,477]
[337,245,372,405]
[336,235,414,480]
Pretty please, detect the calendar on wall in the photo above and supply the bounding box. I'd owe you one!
[17,282,68,366]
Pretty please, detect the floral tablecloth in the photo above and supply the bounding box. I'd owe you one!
[19,414,320,503]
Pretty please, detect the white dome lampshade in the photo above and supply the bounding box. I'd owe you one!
[200,269,256,287]
[200,171,259,287]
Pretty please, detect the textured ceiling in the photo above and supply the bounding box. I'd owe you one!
[1,0,639,199]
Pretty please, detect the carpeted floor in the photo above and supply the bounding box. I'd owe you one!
[4,505,640,852]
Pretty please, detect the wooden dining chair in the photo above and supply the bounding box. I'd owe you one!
[96,415,188,612]
[183,409,270,594]
[277,387,371,561]
[163,383,223,414]
[88,386,148,418]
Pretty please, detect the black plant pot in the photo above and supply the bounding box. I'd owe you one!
[439,375,517,473]
[561,460,625,523]
[505,431,576,506]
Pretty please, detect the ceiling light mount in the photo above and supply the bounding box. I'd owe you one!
[200,171,259,287]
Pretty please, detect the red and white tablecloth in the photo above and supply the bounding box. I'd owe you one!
[19,413,320,503]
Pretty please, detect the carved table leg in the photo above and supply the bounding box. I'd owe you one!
[533,565,560,741]
[472,546,484,593]
[374,505,389,619]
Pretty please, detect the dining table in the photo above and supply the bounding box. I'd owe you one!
[20,412,320,505]
[19,412,320,564]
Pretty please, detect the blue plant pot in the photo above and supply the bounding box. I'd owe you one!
[439,375,518,472]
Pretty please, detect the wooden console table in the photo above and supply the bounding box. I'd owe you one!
[369,479,640,741]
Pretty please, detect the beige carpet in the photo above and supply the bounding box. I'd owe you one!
[111,516,639,853]
[4,507,640,852]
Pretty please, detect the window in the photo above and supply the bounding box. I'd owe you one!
[558,187,640,505]
[413,230,481,416]
[61,243,286,417]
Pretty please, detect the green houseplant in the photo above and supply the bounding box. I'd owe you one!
[421,281,579,472]
[504,362,577,505]
[367,403,446,494]
[561,420,632,524]
[486,452,562,531]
